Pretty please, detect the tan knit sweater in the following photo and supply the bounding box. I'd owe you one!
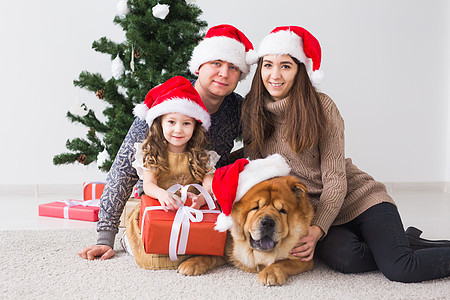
[244,93,395,236]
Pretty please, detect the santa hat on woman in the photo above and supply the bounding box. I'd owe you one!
[258,26,324,86]
[212,154,291,232]
[133,76,210,130]
[189,24,258,80]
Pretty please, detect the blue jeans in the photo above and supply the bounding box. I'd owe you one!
[316,202,450,283]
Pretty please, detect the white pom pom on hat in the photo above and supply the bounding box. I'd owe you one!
[212,154,291,232]
[258,26,324,86]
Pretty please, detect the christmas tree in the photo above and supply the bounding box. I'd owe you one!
[53,0,207,172]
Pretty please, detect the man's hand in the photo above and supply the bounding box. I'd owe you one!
[78,244,115,261]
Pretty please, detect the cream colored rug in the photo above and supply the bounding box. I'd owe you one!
[1,229,449,299]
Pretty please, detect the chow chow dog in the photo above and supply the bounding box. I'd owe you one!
[178,175,314,286]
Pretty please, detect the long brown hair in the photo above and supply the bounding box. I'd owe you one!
[142,116,210,182]
[242,56,326,154]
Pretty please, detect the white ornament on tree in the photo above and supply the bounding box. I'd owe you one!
[111,56,125,80]
[96,148,110,170]
[152,4,170,19]
[185,0,197,3]
[69,96,88,117]
[117,0,130,16]
[118,86,128,97]
[130,44,135,72]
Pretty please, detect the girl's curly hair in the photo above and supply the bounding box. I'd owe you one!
[141,116,210,182]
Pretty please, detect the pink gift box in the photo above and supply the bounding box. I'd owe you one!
[38,200,99,222]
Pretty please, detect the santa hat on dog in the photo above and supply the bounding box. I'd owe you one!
[257,26,323,86]
[189,24,258,80]
[212,154,291,232]
[133,76,210,130]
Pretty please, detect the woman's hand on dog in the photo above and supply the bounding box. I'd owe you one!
[290,225,324,261]
[78,245,115,261]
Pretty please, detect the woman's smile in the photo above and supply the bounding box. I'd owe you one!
[269,82,284,87]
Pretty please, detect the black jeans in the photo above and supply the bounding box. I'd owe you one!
[316,202,450,283]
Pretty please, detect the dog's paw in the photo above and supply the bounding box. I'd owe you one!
[177,256,212,276]
[257,265,288,286]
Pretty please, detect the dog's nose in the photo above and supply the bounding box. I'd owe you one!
[261,217,275,228]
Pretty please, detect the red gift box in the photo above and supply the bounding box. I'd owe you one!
[83,182,105,201]
[38,200,100,222]
[139,189,226,260]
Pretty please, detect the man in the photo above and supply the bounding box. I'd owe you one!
[78,24,257,260]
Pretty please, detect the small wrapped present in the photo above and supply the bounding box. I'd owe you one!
[132,186,141,199]
[38,199,100,222]
[119,198,141,228]
[139,184,226,261]
[83,182,106,201]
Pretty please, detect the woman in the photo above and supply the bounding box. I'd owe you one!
[242,26,450,283]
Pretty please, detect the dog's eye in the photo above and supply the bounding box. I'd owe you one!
[279,208,287,214]
[251,206,259,211]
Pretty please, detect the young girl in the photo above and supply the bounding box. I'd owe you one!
[242,26,450,283]
[125,76,218,270]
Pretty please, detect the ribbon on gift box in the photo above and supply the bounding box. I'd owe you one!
[83,182,105,200]
[61,199,100,219]
[140,183,220,261]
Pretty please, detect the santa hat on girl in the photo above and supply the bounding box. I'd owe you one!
[257,26,324,86]
[189,24,258,80]
[133,76,211,130]
[212,154,291,232]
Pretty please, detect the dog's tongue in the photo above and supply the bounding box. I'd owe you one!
[258,236,275,250]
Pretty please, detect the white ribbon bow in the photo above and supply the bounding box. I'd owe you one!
[61,199,100,219]
[140,183,220,261]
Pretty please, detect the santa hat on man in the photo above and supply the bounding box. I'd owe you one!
[257,26,324,86]
[212,154,291,232]
[133,76,210,130]
[189,24,258,80]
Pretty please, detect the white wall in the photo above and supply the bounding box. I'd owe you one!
[0,0,448,185]
[0,1,122,185]
[447,1,450,186]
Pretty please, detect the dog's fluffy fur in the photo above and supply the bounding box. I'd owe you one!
[178,176,315,286]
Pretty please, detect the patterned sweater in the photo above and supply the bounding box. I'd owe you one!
[97,82,243,248]
[245,93,395,236]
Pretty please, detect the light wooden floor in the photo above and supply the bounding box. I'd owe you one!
[1,185,449,240]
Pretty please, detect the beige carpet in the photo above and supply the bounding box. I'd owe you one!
[1,229,449,299]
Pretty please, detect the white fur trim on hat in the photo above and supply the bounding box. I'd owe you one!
[144,97,211,131]
[258,30,311,70]
[234,154,291,202]
[189,36,250,80]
